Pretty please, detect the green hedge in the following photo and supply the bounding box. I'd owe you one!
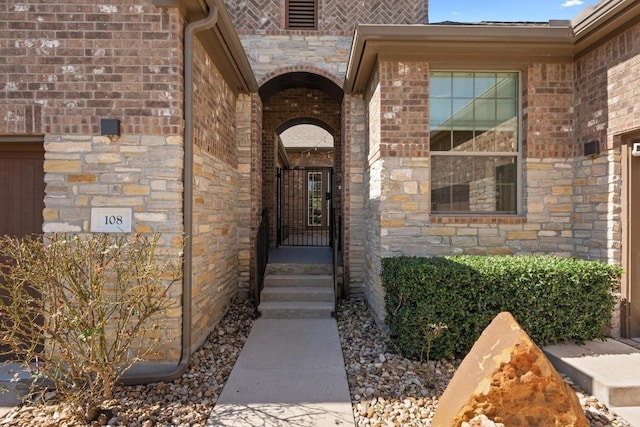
[381,255,622,360]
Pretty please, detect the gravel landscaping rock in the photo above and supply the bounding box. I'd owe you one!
[0,300,255,427]
[0,298,633,426]
[337,300,632,427]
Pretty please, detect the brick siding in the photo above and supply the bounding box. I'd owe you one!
[224,0,427,35]
[0,1,183,136]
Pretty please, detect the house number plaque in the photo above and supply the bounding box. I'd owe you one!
[90,208,133,233]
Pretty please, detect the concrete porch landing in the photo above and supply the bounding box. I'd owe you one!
[544,339,640,426]
[207,318,354,426]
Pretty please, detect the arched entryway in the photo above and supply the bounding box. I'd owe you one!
[258,70,344,249]
[278,123,334,246]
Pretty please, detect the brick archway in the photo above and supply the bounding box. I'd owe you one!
[258,65,344,96]
[259,71,344,248]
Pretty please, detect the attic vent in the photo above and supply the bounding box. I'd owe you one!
[286,0,317,29]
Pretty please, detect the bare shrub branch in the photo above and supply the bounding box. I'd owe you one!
[0,232,181,423]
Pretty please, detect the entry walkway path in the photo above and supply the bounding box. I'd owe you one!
[207,317,355,426]
[545,339,640,426]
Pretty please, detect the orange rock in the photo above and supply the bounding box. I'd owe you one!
[431,312,588,427]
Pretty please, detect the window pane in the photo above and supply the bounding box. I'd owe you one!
[452,131,474,151]
[474,129,496,152]
[430,73,452,98]
[474,73,497,97]
[474,98,496,128]
[429,71,518,154]
[431,156,517,214]
[452,73,474,97]
[497,73,517,98]
[430,72,519,214]
[430,130,451,151]
[496,127,518,151]
[430,98,451,130]
[452,98,474,129]
[307,172,323,226]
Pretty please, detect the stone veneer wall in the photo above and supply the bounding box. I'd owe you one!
[343,94,367,298]
[190,38,244,351]
[235,93,263,300]
[238,35,352,84]
[0,1,186,360]
[571,23,640,336]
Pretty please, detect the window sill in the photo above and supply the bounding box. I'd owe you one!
[430,215,527,225]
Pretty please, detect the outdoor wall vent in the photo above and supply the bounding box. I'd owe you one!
[584,140,600,158]
[286,0,317,29]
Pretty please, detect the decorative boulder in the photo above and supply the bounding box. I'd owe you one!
[431,312,588,427]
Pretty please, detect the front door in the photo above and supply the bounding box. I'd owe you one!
[623,138,640,338]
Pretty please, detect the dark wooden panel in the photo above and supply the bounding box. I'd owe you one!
[0,150,44,237]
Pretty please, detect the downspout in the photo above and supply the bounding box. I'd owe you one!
[122,2,219,384]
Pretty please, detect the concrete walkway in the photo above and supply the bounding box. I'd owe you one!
[545,339,640,426]
[207,318,355,427]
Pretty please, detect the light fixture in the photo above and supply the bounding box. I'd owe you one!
[100,118,121,142]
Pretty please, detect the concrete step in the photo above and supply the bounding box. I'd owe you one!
[544,339,640,407]
[263,274,333,288]
[266,263,332,276]
[258,301,335,318]
[261,286,334,302]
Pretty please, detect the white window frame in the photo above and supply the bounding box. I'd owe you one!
[429,70,523,215]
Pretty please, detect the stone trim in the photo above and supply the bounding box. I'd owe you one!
[431,216,528,225]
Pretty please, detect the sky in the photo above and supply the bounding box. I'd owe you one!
[429,0,593,23]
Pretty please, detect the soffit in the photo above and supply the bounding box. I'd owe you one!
[154,0,258,94]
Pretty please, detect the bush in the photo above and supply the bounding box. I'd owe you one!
[0,233,181,423]
[382,255,622,361]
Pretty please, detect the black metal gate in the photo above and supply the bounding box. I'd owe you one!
[277,168,332,246]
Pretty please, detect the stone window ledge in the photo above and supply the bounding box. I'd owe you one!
[430,215,527,225]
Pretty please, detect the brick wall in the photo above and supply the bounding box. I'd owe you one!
[0,1,183,137]
[224,0,427,34]
[521,63,575,257]
[190,37,242,351]
[288,150,333,167]
[573,23,640,267]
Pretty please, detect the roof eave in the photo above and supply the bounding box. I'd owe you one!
[345,24,575,95]
[572,0,640,56]
[154,0,258,94]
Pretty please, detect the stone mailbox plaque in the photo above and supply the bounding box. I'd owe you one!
[90,208,133,233]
